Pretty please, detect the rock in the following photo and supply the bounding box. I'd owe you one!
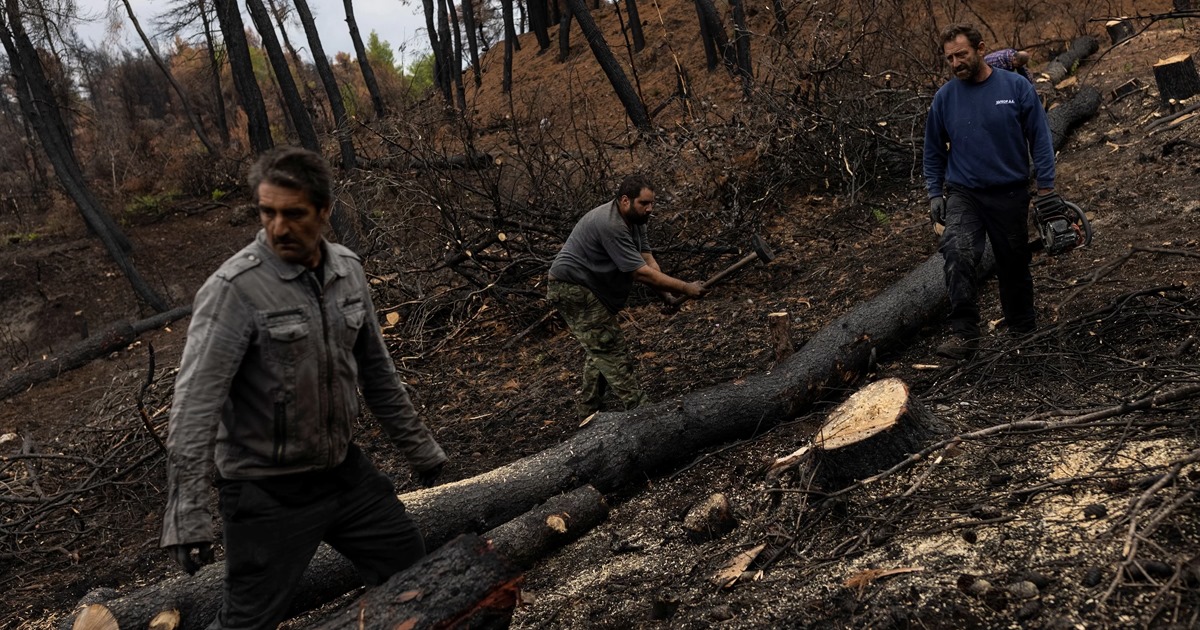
[956,574,991,597]
[1007,581,1039,599]
[982,588,1009,611]
[1083,503,1107,519]
[1102,477,1131,493]
[968,504,1003,520]
[708,604,735,621]
[1125,560,1174,582]
[961,529,977,544]
[1021,570,1052,590]
[1016,600,1042,621]
[682,493,738,543]
[986,473,1013,487]
[1082,567,1105,587]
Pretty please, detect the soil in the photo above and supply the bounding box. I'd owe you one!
[2,1,1200,629]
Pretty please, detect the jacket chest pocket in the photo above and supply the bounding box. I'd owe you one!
[263,309,315,366]
[340,298,367,348]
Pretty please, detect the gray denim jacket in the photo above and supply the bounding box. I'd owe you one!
[161,231,447,547]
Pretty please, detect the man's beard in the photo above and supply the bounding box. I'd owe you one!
[954,58,980,80]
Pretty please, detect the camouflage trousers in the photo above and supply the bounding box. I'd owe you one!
[547,280,648,416]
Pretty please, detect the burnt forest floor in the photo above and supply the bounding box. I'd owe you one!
[2,16,1200,630]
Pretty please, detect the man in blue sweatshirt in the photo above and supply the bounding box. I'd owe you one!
[923,23,1056,360]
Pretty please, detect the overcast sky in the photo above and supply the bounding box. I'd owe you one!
[76,0,432,69]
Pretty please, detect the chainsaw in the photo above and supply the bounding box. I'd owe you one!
[1030,192,1092,255]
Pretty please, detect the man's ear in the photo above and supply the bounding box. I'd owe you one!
[320,204,333,224]
[617,195,630,212]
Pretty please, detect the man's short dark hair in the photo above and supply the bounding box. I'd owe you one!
[939,23,982,49]
[248,146,333,210]
[617,173,654,202]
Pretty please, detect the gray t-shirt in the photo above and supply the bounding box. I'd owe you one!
[549,200,650,312]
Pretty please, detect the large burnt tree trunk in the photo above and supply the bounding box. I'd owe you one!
[121,0,219,157]
[245,0,320,152]
[0,0,170,313]
[557,0,573,61]
[625,0,645,52]
[446,0,467,111]
[1041,35,1098,84]
[693,0,735,73]
[436,0,457,106]
[562,0,651,131]
[294,0,357,170]
[1047,86,1101,151]
[729,0,751,96]
[419,0,448,101]
[502,0,515,92]
[460,0,482,86]
[342,0,387,118]
[213,0,273,153]
[528,0,551,51]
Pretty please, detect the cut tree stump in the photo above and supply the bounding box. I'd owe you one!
[767,312,795,363]
[1040,36,1099,84]
[808,378,945,488]
[1153,54,1200,105]
[1105,19,1135,45]
[306,535,521,630]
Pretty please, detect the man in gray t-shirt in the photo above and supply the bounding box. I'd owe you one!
[548,174,704,417]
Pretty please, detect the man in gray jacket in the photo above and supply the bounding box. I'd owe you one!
[161,147,448,629]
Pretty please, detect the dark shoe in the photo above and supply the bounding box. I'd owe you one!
[936,336,979,361]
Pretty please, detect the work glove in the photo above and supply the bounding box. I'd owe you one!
[168,542,214,576]
[929,196,946,227]
[417,462,445,488]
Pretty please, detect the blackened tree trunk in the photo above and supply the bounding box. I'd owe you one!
[265,0,323,127]
[342,0,387,118]
[245,0,320,152]
[0,1,169,313]
[213,0,273,153]
[502,0,515,92]
[460,0,482,86]
[557,0,573,61]
[562,0,651,131]
[694,0,735,73]
[729,0,751,96]
[694,0,717,70]
[419,0,448,101]
[121,0,219,157]
[770,0,787,36]
[528,0,551,51]
[197,0,229,146]
[293,0,357,170]
[436,0,457,106]
[624,0,644,52]
[446,0,467,111]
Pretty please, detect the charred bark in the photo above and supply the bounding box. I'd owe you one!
[307,536,521,630]
[460,0,482,86]
[343,0,387,118]
[245,0,320,152]
[503,0,517,93]
[1152,53,1200,105]
[528,0,551,51]
[1041,35,1098,84]
[485,485,608,567]
[447,0,468,111]
[1047,86,1101,151]
[213,0,273,153]
[419,0,447,100]
[294,0,357,170]
[562,0,652,131]
[625,0,645,52]
[729,0,751,95]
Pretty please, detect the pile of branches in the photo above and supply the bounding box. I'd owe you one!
[0,349,171,605]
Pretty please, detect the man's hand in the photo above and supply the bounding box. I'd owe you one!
[929,196,946,227]
[680,281,706,298]
[417,462,445,488]
[168,542,214,575]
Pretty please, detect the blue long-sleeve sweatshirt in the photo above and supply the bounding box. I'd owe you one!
[923,67,1055,198]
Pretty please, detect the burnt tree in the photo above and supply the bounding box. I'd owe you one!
[1041,35,1098,84]
[563,0,651,131]
[245,0,320,152]
[436,0,457,104]
[342,0,387,118]
[121,0,218,157]
[419,0,447,100]
[502,0,516,92]
[625,0,645,52]
[196,0,229,146]
[729,0,751,95]
[446,0,467,111]
[213,0,273,152]
[528,0,551,51]
[294,0,357,169]
[0,0,169,313]
[460,0,482,86]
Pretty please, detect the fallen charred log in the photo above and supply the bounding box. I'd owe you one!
[1041,36,1099,84]
[0,306,191,401]
[1047,86,1102,151]
[306,535,521,630]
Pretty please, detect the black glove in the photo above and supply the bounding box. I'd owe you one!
[417,462,445,488]
[929,196,946,226]
[168,542,214,576]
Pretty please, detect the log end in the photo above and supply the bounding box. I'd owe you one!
[71,605,118,630]
[815,377,910,450]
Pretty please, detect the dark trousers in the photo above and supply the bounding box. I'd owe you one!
[212,446,425,630]
[939,184,1035,338]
